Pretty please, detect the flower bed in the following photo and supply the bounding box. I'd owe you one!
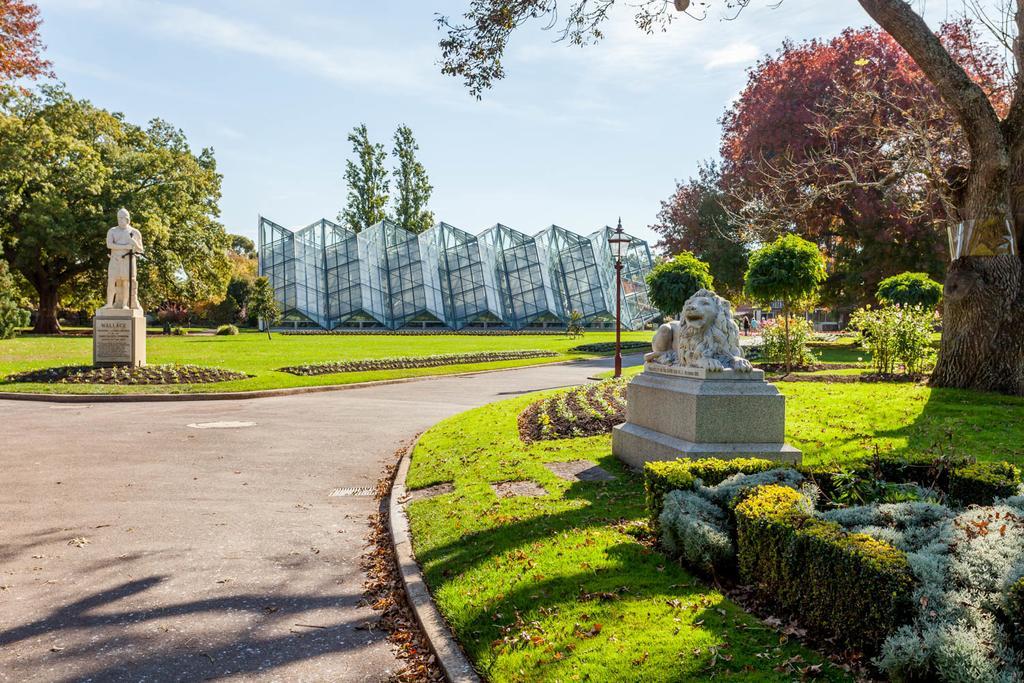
[568,341,651,353]
[517,379,625,441]
[647,456,1024,678]
[5,364,249,385]
[278,349,558,376]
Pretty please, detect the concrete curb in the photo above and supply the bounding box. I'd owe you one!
[0,357,619,404]
[388,439,481,683]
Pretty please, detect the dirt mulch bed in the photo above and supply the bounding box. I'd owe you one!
[859,372,928,383]
[5,364,250,385]
[773,371,928,384]
[757,362,865,373]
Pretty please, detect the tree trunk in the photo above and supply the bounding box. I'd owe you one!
[33,283,61,334]
[855,0,1024,395]
[931,255,1024,393]
[783,304,792,373]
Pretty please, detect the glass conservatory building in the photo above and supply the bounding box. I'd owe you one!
[257,216,658,330]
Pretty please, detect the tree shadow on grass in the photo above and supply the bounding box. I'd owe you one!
[412,475,842,681]
[871,385,1024,469]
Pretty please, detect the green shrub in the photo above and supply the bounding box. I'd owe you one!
[216,324,239,336]
[735,485,916,654]
[644,461,697,530]
[850,304,935,375]
[803,454,1019,507]
[948,461,1022,507]
[643,457,779,528]
[877,271,943,310]
[0,260,29,339]
[759,316,816,367]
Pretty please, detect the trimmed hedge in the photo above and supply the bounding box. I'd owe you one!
[735,485,916,654]
[644,457,779,528]
[948,461,1022,507]
[799,453,1020,507]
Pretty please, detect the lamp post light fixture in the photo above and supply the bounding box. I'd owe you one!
[608,218,631,378]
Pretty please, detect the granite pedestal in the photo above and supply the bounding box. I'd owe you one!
[93,307,146,367]
[612,363,801,470]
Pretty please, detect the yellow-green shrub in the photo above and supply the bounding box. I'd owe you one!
[735,485,915,653]
[643,457,779,529]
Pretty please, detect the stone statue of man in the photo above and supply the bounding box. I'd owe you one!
[104,208,144,309]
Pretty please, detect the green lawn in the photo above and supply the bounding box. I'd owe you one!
[597,365,1024,468]
[405,378,1024,680]
[0,330,652,394]
[407,394,848,682]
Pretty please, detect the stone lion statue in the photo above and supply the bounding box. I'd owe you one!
[645,289,753,372]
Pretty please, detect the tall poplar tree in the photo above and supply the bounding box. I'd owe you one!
[339,124,389,233]
[391,124,435,234]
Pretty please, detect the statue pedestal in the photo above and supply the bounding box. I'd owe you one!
[612,363,801,470]
[93,307,146,367]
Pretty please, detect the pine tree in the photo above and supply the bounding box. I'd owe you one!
[339,124,389,233]
[391,124,434,234]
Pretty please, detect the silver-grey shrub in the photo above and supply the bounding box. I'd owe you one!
[659,468,806,574]
[660,490,734,573]
[826,501,1024,680]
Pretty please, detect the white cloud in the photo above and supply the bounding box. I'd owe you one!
[704,41,760,70]
[39,0,438,91]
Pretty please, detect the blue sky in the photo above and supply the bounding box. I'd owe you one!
[34,0,961,247]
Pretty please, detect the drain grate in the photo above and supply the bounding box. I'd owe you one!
[329,487,375,497]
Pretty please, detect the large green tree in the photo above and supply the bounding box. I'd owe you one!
[339,124,389,233]
[0,86,229,333]
[391,124,435,234]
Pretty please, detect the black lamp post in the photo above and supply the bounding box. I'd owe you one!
[608,218,631,378]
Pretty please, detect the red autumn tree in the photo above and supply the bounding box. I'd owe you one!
[0,0,51,82]
[719,21,1008,311]
[650,162,749,299]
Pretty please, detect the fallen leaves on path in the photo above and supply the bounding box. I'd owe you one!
[361,444,445,683]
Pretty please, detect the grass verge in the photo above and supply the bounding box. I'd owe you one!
[406,394,850,682]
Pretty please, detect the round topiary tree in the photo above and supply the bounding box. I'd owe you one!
[876,272,943,310]
[744,234,826,371]
[646,251,713,317]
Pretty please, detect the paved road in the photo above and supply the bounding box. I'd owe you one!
[0,357,640,683]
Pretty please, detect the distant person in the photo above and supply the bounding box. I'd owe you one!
[750,317,760,333]
[742,317,751,336]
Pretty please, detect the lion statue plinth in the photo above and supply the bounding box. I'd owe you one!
[645,289,753,372]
